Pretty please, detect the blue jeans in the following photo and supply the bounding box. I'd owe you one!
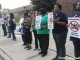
[9,28,16,39]
[2,24,7,36]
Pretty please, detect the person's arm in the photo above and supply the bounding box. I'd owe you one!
[54,21,67,25]
[31,21,35,28]
[54,14,68,26]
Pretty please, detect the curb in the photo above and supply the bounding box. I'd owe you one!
[0,48,13,60]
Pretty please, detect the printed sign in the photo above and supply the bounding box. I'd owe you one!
[48,12,54,29]
[35,15,42,29]
[68,17,80,38]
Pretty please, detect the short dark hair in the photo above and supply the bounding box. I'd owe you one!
[24,12,28,16]
[55,3,62,10]
[39,8,47,15]
[10,13,14,19]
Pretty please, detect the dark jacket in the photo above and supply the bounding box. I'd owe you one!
[9,19,16,30]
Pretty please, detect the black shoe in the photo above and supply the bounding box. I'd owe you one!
[4,34,7,36]
[24,46,28,49]
[27,47,32,50]
[52,57,58,60]
[38,52,43,55]
[12,39,16,41]
[38,49,41,51]
[7,36,11,38]
[34,48,38,51]
[41,53,47,57]
[22,44,27,46]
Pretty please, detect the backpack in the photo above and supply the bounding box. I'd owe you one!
[9,19,16,30]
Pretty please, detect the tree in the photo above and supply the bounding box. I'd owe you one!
[2,9,10,12]
[31,0,57,11]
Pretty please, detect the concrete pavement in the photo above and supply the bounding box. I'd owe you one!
[0,27,75,60]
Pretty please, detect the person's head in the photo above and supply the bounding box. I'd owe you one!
[6,14,10,18]
[76,2,80,11]
[23,12,28,18]
[38,8,47,15]
[9,13,14,19]
[53,3,62,14]
[33,11,38,17]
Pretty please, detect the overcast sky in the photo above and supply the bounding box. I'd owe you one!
[0,0,31,9]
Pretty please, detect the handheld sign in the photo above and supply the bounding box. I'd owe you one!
[68,17,80,38]
[48,12,54,29]
[35,15,42,29]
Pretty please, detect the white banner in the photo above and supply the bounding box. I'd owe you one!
[35,15,42,29]
[68,17,80,38]
[48,12,54,29]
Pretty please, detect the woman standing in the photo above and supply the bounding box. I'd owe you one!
[9,13,16,40]
[70,2,80,60]
[37,8,50,57]
[19,15,27,46]
[23,12,32,50]
[32,11,40,50]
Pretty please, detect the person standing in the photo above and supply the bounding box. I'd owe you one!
[52,3,68,60]
[23,12,32,50]
[19,17,27,46]
[32,11,40,50]
[6,14,11,38]
[70,2,80,60]
[0,15,7,36]
[9,13,16,40]
[37,8,50,57]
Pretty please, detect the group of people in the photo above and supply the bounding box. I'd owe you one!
[0,13,16,40]
[0,2,80,60]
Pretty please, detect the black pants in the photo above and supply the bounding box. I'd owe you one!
[21,34,27,45]
[38,34,49,54]
[2,24,7,36]
[52,31,68,60]
[33,30,38,49]
[25,29,32,44]
[73,41,80,60]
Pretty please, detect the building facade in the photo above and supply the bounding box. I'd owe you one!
[57,0,79,16]
[1,0,80,22]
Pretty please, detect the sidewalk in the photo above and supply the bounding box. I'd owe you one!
[0,27,75,60]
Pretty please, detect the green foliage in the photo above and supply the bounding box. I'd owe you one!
[16,22,20,26]
[31,0,57,11]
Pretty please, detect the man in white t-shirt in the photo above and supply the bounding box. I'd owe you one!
[19,17,24,26]
[19,17,27,45]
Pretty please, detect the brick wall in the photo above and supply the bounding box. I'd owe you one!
[14,15,23,22]
[14,0,79,22]
[57,0,78,17]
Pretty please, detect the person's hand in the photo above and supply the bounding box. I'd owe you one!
[40,26,46,30]
[30,28,33,32]
[21,23,23,25]
[53,20,60,24]
[66,24,69,27]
